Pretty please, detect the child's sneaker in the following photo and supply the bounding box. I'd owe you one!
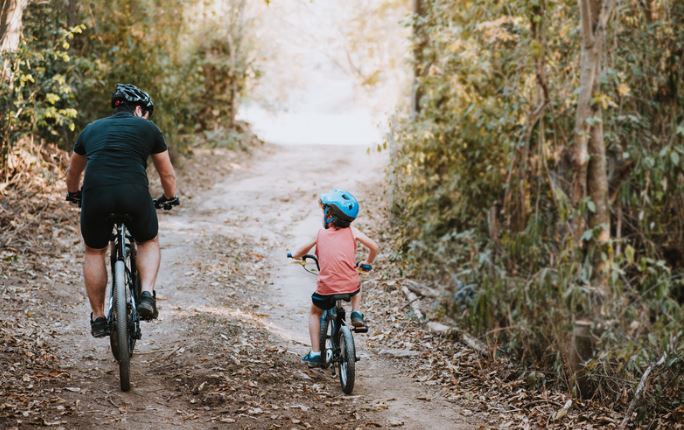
[301,351,322,368]
[351,311,365,327]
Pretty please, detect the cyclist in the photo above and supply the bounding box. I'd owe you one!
[290,189,379,367]
[65,83,179,338]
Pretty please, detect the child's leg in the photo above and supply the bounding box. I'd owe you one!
[351,290,362,312]
[309,304,324,352]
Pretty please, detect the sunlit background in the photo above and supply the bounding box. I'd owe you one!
[237,0,411,146]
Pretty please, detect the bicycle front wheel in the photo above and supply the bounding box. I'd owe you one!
[337,326,356,394]
[113,260,130,391]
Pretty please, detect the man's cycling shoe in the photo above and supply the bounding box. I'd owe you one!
[351,311,365,328]
[90,314,109,338]
[138,291,159,320]
[301,351,322,368]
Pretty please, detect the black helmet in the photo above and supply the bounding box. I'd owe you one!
[111,83,154,116]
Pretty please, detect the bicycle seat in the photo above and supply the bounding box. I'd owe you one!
[330,294,355,302]
[107,213,132,224]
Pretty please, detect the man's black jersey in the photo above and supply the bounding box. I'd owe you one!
[74,111,167,191]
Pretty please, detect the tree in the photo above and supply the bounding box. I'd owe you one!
[411,0,426,114]
[0,0,28,52]
[571,0,616,301]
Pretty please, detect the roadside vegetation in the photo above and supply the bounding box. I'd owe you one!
[0,0,259,185]
[391,0,683,424]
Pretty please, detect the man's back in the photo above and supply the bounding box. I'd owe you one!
[74,112,167,191]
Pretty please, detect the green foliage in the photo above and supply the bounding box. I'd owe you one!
[1,0,258,173]
[393,0,684,419]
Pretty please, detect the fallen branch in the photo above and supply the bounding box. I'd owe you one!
[426,320,488,357]
[461,332,488,357]
[618,353,666,430]
[403,279,439,298]
[401,286,424,320]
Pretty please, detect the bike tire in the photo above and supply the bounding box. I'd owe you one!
[337,326,356,394]
[114,260,131,391]
[319,313,331,369]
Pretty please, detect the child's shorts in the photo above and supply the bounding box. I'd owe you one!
[312,289,360,311]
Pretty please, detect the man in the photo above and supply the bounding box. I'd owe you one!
[65,83,179,337]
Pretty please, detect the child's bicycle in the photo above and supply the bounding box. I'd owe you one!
[287,253,369,394]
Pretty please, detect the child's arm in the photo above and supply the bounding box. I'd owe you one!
[291,236,317,260]
[352,227,379,264]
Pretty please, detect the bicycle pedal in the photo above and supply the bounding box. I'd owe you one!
[353,326,369,333]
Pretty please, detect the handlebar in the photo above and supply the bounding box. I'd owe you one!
[153,195,180,210]
[288,252,320,271]
[287,252,373,273]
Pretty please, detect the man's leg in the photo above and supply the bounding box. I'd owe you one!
[84,245,108,318]
[136,235,160,293]
[136,236,161,319]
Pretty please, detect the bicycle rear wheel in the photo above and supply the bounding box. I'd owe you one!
[113,260,130,391]
[337,326,356,394]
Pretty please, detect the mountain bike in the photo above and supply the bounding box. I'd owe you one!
[288,253,369,394]
[67,192,178,392]
[106,214,141,392]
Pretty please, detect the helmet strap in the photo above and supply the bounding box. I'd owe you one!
[323,206,335,229]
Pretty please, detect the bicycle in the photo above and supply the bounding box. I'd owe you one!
[106,213,141,392]
[105,197,179,391]
[288,253,369,394]
[67,190,179,392]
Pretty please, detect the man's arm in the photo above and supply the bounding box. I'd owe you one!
[66,153,87,192]
[352,227,379,264]
[151,150,177,198]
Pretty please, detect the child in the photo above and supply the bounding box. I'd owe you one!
[290,189,379,367]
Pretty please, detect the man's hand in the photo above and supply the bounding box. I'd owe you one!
[66,190,82,206]
[154,194,180,210]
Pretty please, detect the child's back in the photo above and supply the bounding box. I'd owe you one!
[315,227,360,295]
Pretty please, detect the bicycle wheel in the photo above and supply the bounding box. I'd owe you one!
[337,326,356,394]
[113,260,131,391]
[319,313,333,369]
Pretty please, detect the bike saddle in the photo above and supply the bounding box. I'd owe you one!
[107,213,132,224]
[329,294,355,302]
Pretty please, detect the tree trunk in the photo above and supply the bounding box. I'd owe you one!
[573,0,615,297]
[0,0,28,53]
[569,0,615,396]
[1,0,28,174]
[411,0,426,115]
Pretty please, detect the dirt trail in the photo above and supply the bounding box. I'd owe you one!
[3,144,476,429]
[195,144,470,429]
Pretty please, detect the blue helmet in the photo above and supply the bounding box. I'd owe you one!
[320,189,359,229]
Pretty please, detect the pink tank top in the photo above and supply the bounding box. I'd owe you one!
[315,227,360,295]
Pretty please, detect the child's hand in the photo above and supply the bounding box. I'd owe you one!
[356,262,373,272]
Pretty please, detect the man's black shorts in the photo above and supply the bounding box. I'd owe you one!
[312,289,360,311]
[80,184,158,249]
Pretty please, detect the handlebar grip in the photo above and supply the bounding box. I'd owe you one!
[358,263,372,272]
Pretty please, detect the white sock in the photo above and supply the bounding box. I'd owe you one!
[310,351,321,357]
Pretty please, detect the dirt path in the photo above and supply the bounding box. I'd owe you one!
[2,144,479,429]
[195,144,471,429]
